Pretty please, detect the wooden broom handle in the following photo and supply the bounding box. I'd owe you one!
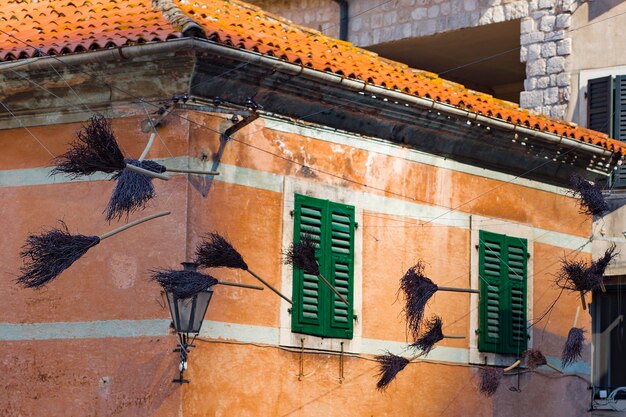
[165,168,220,176]
[246,269,292,304]
[580,291,587,310]
[125,163,170,181]
[504,359,521,372]
[318,273,350,306]
[545,363,562,373]
[139,132,156,162]
[217,280,263,291]
[443,335,465,339]
[99,211,171,240]
[599,280,606,293]
[437,286,480,294]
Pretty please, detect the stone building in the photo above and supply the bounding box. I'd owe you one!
[1,0,626,416]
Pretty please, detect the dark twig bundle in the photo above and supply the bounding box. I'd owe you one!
[561,327,585,368]
[399,261,437,339]
[283,235,319,275]
[556,245,617,293]
[17,211,169,289]
[478,367,503,397]
[17,222,100,288]
[150,269,218,299]
[105,159,166,221]
[51,115,125,178]
[569,174,608,217]
[523,348,547,370]
[410,315,444,355]
[195,233,248,270]
[375,352,410,390]
[195,232,292,303]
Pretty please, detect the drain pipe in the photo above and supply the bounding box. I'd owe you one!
[333,0,349,41]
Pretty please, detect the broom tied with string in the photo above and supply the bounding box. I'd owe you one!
[376,316,464,390]
[17,211,171,288]
[562,306,585,368]
[569,173,609,217]
[194,232,292,304]
[478,367,504,397]
[503,348,562,373]
[399,261,479,339]
[150,265,264,300]
[283,235,350,307]
[555,245,617,309]
[52,115,218,221]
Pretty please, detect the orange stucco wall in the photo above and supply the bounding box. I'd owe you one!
[0,111,594,416]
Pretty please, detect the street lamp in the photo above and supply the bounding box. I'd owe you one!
[164,261,264,383]
[166,262,213,384]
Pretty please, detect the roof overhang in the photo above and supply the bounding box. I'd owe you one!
[0,37,619,185]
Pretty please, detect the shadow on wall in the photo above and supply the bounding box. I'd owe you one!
[588,0,624,21]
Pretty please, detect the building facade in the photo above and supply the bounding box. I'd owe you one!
[1,0,625,416]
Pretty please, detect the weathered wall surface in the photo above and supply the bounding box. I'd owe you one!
[179,112,593,416]
[0,116,189,417]
[0,109,595,416]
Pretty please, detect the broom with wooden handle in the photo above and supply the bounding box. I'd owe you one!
[283,235,350,306]
[400,261,479,340]
[17,211,171,288]
[194,233,292,304]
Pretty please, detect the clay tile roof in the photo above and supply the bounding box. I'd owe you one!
[1,0,625,156]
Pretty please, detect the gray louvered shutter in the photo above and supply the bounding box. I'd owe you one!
[587,76,613,135]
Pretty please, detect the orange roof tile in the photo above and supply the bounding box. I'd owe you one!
[1,0,625,156]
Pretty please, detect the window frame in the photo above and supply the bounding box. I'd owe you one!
[279,177,363,353]
[469,216,534,365]
[591,278,626,397]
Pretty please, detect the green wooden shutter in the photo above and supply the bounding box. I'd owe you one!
[506,236,528,354]
[292,195,325,335]
[292,194,354,339]
[587,76,613,136]
[327,202,355,338]
[478,231,528,355]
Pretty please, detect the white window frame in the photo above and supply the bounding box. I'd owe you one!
[469,215,534,365]
[278,177,364,353]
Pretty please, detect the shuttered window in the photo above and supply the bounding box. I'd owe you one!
[478,230,528,355]
[292,194,355,339]
[587,75,626,187]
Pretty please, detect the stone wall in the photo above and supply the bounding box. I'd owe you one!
[249,0,579,119]
[250,0,530,46]
[519,0,580,119]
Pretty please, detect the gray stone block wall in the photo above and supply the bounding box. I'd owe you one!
[518,0,579,119]
[248,0,579,120]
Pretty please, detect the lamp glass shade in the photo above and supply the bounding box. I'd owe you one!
[166,289,213,334]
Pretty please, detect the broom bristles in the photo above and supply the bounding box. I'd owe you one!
[150,269,218,299]
[478,367,503,397]
[105,159,165,222]
[375,352,410,390]
[570,173,608,216]
[523,348,547,370]
[410,315,444,355]
[562,327,585,368]
[194,233,248,270]
[399,261,438,339]
[283,234,319,275]
[17,222,100,288]
[556,245,617,293]
[51,115,126,178]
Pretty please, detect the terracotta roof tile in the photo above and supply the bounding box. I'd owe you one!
[1,0,625,155]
